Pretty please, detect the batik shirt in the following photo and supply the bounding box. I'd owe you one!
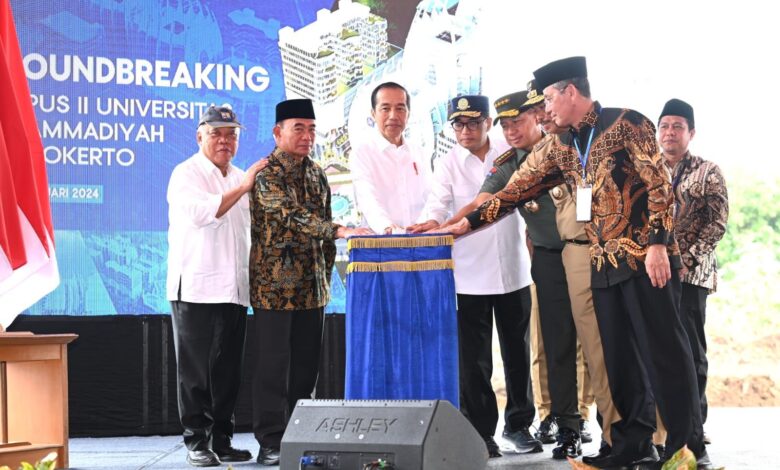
[481,141,563,250]
[249,147,338,310]
[667,152,728,292]
[466,102,679,288]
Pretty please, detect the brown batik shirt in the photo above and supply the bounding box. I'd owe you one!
[667,152,728,292]
[466,102,680,288]
[249,147,338,310]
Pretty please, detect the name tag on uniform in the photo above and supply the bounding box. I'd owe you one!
[576,184,592,221]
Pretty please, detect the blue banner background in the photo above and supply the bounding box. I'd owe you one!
[13,0,334,314]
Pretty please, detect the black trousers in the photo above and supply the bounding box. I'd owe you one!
[457,286,534,437]
[680,282,709,423]
[170,301,247,451]
[533,247,580,433]
[252,307,324,449]
[592,270,704,457]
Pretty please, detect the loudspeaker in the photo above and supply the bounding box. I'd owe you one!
[280,399,487,470]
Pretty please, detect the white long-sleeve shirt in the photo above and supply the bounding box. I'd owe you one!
[166,152,250,306]
[422,140,532,295]
[350,130,432,233]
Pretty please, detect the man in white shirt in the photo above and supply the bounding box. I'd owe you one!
[409,95,537,458]
[350,82,432,233]
[166,106,265,468]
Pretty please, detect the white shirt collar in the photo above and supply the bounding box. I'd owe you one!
[195,151,233,177]
[453,137,497,163]
[371,127,406,152]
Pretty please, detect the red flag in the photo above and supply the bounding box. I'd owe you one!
[0,122,26,271]
[0,1,59,328]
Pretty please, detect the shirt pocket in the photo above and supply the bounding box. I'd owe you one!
[548,184,570,209]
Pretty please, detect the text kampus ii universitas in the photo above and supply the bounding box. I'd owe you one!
[24,53,270,168]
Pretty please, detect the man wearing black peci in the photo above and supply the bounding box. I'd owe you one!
[445,57,713,469]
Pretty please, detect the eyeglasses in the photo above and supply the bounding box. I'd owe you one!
[451,118,486,132]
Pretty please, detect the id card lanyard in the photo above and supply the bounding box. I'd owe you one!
[573,126,596,221]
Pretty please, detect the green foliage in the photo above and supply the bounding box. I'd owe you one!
[709,170,780,336]
[354,0,383,10]
[1,452,57,470]
[717,171,780,271]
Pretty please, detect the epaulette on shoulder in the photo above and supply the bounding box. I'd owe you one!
[493,148,516,166]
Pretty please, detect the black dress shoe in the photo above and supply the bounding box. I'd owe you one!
[696,449,715,470]
[582,442,611,465]
[579,419,593,443]
[552,428,582,460]
[503,426,544,453]
[535,416,558,444]
[483,436,502,458]
[584,442,658,469]
[186,449,221,467]
[215,445,252,462]
[257,446,281,466]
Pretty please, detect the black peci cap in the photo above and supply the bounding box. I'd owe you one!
[659,98,695,129]
[275,98,316,123]
[533,56,588,92]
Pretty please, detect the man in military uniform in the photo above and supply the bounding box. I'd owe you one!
[437,88,583,459]
[249,99,371,466]
[445,57,712,469]
[658,98,729,444]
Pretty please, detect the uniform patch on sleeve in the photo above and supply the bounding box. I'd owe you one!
[493,148,515,166]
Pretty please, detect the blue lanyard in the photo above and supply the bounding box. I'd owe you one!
[573,126,596,182]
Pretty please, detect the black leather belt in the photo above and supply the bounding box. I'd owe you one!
[533,246,563,253]
[565,239,589,245]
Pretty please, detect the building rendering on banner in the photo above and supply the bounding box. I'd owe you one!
[278,0,388,105]
[276,0,486,227]
[403,0,484,165]
[278,0,390,176]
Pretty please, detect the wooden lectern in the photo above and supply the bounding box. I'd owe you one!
[0,333,77,469]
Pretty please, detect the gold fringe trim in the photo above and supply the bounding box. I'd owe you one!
[347,235,453,251]
[347,259,454,274]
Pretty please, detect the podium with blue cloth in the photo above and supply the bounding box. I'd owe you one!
[345,234,459,408]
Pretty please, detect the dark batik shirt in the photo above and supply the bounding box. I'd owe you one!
[480,143,563,250]
[467,102,680,288]
[249,147,338,310]
[667,152,728,292]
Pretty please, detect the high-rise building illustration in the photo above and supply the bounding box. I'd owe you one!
[403,0,484,166]
[278,0,388,106]
[278,0,390,170]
